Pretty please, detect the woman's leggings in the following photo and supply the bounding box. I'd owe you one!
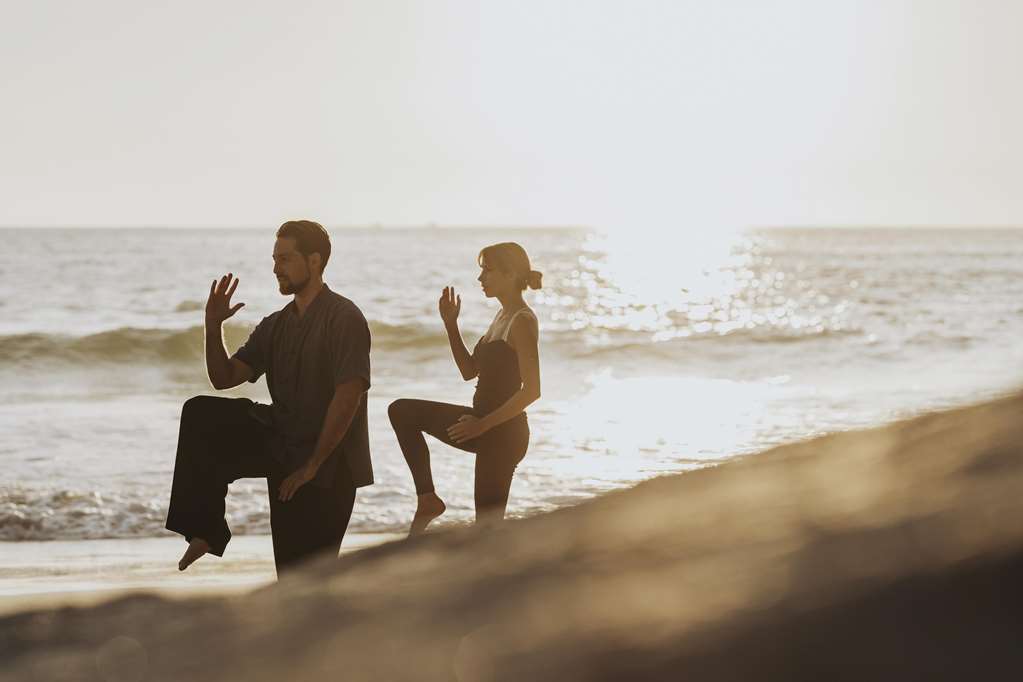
[388,399,529,517]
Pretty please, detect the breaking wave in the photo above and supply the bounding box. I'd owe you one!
[0,322,451,367]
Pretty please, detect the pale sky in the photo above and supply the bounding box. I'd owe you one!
[2,0,1021,230]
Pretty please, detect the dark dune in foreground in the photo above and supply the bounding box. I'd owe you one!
[4,392,1023,681]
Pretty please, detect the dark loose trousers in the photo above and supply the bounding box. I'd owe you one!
[165,395,356,574]
[388,398,528,515]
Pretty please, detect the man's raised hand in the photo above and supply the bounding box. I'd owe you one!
[205,273,245,326]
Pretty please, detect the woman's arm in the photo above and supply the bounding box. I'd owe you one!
[448,315,540,443]
[439,286,478,380]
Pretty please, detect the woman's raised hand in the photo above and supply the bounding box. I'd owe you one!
[205,273,245,326]
[438,286,461,326]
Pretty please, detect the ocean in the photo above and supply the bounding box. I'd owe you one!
[2,227,1021,542]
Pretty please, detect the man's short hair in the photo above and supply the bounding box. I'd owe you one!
[277,220,331,274]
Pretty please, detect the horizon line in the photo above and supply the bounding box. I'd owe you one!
[2,223,1023,231]
[0,223,589,231]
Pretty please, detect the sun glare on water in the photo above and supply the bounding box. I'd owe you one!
[557,227,753,345]
[530,368,801,496]
[525,227,811,490]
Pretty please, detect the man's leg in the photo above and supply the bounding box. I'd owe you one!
[165,396,273,561]
[267,463,357,575]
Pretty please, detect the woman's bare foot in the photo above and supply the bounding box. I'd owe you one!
[409,493,446,537]
[178,537,210,571]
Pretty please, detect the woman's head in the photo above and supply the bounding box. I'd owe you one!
[477,242,542,298]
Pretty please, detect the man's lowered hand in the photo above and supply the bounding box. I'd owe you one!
[278,464,316,502]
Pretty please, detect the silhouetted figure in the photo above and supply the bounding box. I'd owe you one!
[389,242,542,535]
[166,220,372,575]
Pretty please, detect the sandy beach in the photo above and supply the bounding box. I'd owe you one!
[0,532,401,616]
[3,391,1023,680]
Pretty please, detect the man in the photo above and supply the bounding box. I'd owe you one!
[165,220,372,575]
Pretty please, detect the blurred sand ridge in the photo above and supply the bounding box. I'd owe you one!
[3,390,1023,680]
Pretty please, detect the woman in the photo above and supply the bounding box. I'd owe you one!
[388,242,542,536]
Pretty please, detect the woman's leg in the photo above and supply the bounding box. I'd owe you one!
[388,399,475,493]
[388,398,475,535]
[474,421,529,526]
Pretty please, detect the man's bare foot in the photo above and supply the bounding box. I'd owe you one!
[409,493,446,537]
[178,538,210,571]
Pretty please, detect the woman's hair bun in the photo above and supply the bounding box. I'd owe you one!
[527,270,543,290]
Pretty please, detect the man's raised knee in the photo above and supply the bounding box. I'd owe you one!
[181,395,216,421]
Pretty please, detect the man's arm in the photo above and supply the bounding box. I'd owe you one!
[204,274,254,390]
[277,377,368,502]
[205,324,254,390]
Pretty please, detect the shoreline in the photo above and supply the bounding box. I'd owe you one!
[0,532,402,615]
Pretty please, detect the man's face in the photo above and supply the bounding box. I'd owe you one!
[272,237,312,295]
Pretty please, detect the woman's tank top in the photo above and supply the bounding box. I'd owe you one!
[471,307,538,414]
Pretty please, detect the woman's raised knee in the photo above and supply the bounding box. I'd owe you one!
[387,399,411,426]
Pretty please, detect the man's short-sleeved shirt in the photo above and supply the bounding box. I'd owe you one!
[232,284,373,489]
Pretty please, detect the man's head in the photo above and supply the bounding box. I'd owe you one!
[273,220,331,295]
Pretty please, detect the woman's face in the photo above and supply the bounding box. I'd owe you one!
[477,258,516,298]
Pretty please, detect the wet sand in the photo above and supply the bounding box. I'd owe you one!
[0,533,401,616]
